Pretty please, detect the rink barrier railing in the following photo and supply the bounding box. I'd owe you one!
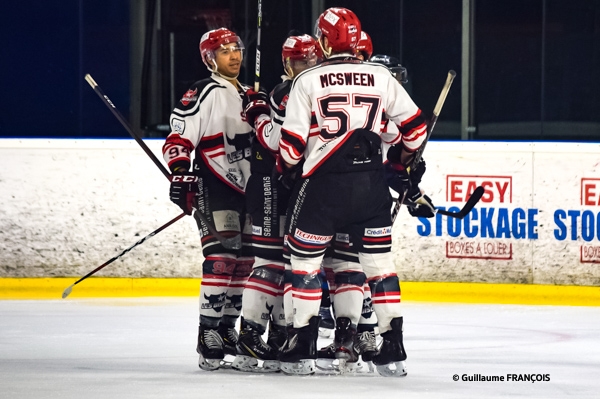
[1,278,600,306]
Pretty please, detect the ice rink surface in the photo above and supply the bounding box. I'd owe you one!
[1,298,599,399]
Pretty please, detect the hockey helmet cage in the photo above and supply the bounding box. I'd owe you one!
[370,54,408,84]
[199,28,245,71]
[281,34,321,77]
[355,31,373,60]
[314,7,361,55]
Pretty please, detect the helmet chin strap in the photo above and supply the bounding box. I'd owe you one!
[318,38,332,59]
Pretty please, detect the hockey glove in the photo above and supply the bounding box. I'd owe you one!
[274,154,301,190]
[410,159,426,187]
[241,88,270,127]
[408,194,435,218]
[385,162,411,195]
[169,172,200,215]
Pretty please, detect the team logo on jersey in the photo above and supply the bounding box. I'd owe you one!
[279,94,289,110]
[294,228,333,244]
[364,227,392,237]
[172,118,185,134]
[180,87,198,106]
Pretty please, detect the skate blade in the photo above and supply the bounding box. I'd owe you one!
[280,359,315,375]
[198,354,222,371]
[376,361,407,377]
[232,355,280,373]
[316,358,372,374]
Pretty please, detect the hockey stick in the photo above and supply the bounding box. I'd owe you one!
[254,0,262,91]
[61,212,186,298]
[85,74,241,250]
[392,70,456,223]
[402,185,484,219]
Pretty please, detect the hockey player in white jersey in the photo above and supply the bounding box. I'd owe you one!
[162,27,254,371]
[277,8,428,377]
[231,33,322,372]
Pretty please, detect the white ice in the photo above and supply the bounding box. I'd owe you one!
[1,298,599,399]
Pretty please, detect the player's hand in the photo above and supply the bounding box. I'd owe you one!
[408,194,436,218]
[410,159,426,187]
[241,88,270,127]
[274,154,301,190]
[169,172,200,215]
[385,163,411,195]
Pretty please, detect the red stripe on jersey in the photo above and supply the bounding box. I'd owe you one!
[372,298,401,304]
[399,109,423,127]
[363,236,391,243]
[366,273,398,283]
[247,277,282,290]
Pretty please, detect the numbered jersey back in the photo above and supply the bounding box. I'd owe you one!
[280,56,424,177]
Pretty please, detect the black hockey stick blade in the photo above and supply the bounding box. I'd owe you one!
[436,185,484,219]
[62,212,186,298]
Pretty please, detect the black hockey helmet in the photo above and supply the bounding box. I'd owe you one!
[370,54,408,84]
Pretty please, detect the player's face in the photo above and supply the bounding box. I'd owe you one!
[214,43,243,78]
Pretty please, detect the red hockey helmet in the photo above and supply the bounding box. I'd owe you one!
[314,7,361,56]
[355,31,373,60]
[199,28,245,71]
[281,34,321,77]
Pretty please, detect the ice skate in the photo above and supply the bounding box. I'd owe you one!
[279,316,319,375]
[356,328,377,372]
[197,325,225,371]
[232,318,280,373]
[266,321,287,352]
[373,317,407,377]
[315,342,336,371]
[333,317,360,374]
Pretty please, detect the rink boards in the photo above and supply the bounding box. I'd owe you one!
[1,139,600,297]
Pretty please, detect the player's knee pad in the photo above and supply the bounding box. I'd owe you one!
[249,265,285,287]
[334,271,366,287]
[369,274,401,298]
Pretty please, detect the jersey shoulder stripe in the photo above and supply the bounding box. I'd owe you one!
[172,78,225,118]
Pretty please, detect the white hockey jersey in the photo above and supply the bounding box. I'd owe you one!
[162,74,253,193]
[279,54,427,177]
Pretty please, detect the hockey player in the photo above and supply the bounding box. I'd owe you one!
[232,33,322,372]
[163,27,254,371]
[278,7,428,377]
[317,29,379,371]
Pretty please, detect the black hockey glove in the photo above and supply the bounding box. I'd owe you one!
[410,159,426,187]
[385,162,411,195]
[241,88,270,127]
[408,194,436,218]
[274,154,302,190]
[169,172,200,215]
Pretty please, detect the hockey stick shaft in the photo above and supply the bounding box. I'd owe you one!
[85,74,240,250]
[61,212,186,298]
[254,0,262,91]
[85,74,170,179]
[392,70,456,223]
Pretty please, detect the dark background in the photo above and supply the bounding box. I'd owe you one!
[1,0,598,141]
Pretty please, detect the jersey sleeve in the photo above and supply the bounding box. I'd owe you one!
[254,81,291,154]
[279,81,310,165]
[162,82,213,172]
[383,78,428,155]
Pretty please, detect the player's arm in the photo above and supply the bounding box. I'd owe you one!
[279,81,310,166]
